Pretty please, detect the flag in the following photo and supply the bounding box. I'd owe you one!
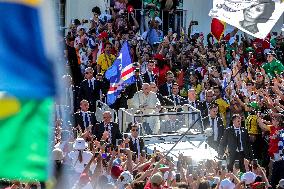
[105,41,135,105]
[211,18,226,41]
[0,0,57,181]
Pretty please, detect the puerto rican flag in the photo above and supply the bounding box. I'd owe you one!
[105,41,135,105]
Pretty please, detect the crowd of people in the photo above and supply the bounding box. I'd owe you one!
[2,0,284,188]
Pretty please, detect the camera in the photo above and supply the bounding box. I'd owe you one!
[100,140,105,146]
[117,139,123,146]
[252,159,258,169]
[234,160,240,169]
[191,21,198,25]
[120,148,126,153]
[175,173,181,182]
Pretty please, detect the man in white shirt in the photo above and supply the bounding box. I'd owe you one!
[128,123,144,158]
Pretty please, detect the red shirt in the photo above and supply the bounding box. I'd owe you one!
[144,181,163,189]
[268,126,282,157]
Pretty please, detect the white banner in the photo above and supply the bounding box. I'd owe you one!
[209,0,284,39]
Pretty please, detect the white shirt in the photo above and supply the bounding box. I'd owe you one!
[81,111,91,128]
[88,77,95,89]
[104,123,112,142]
[209,116,218,141]
[68,150,96,173]
[167,83,172,95]
[147,71,154,82]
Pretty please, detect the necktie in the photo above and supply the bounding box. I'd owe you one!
[105,124,112,142]
[236,129,241,151]
[133,138,138,152]
[212,118,217,141]
[224,78,227,88]
[88,80,91,88]
[85,113,89,128]
[150,73,153,82]
[168,84,172,95]
[175,96,179,105]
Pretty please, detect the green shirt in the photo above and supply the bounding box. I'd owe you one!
[262,59,284,79]
[143,0,161,17]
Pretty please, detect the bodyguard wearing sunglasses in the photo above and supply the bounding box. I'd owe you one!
[128,123,144,158]
[78,67,102,112]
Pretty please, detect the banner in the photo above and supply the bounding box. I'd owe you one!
[209,0,284,39]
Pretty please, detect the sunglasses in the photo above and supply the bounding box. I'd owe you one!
[131,129,139,132]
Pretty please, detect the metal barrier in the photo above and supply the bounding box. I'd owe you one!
[133,9,187,35]
[95,100,117,122]
[118,104,203,135]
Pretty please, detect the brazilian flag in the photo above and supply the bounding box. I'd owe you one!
[0,0,57,181]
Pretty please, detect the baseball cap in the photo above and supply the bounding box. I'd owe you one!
[111,165,123,179]
[150,172,163,185]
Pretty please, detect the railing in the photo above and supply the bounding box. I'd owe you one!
[133,9,187,35]
[118,104,203,136]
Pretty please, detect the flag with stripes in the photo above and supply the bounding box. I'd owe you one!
[105,41,135,105]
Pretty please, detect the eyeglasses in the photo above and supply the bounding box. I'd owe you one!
[131,129,139,132]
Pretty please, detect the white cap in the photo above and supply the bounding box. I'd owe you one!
[219,179,235,189]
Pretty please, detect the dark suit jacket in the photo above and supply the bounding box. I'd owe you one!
[73,111,96,132]
[129,137,144,155]
[78,79,102,106]
[202,116,224,150]
[186,100,201,110]
[219,126,253,160]
[168,95,187,106]
[199,101,211,117]
[159,83,173,96]
[94,121,123,146]
[157,93,173,106]
[125,75,143,99]
[142,71,157,84]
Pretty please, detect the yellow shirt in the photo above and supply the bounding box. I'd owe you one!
[97,53,116,74]
[245,115,260,135]
[194,84,202,99]
[215,98,229,127]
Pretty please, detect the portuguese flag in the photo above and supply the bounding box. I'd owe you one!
[211,18,226,41]
[0,1,57,181]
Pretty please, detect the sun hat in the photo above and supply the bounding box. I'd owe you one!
[241,171,256,185]
[278,179,284,189]
[73,138,88,150]
[52,148,64,161]
[119,171,133,185]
